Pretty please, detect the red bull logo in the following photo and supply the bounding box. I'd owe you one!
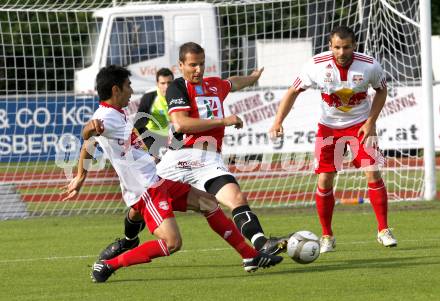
[321,88,367,112]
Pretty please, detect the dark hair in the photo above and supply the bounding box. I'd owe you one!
[96,65,131,100]
[179,42,205,62]
[156,68,174,82]
[329,26,356,44]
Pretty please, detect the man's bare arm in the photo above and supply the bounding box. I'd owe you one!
[228,68,264,92]
[170,111,243,133]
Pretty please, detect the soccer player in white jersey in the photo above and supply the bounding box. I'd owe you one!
[62,65,282,282]
[270,26,397,253]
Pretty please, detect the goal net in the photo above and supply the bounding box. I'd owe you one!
[0,0,430,219]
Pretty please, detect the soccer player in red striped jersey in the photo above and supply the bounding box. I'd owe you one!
[270,26,397,253]
[62,65,282,282]
[157,42,290,255]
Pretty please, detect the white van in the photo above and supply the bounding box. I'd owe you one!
[75,2,221,94]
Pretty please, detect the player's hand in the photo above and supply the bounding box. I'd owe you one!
[269,122,284,140]
[60,175,85,201]
[83,119,104,140]
[250,67,264,80]
[223,115,243,129]
[358,120,377,145]
[91,119,105,135]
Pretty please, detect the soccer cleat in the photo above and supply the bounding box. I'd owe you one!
[258,235,290,255]
[98,237,140,260]
[377,228,397,247]
[243,252,283,272]
[91,260,115,283]
[319,235,336,253]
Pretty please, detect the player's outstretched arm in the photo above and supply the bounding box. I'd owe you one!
[269,85,301,139]
[61,138,96,201]
[170,111,243,133]
[228,68,264,92]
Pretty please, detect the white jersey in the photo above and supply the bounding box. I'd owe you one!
[92,103,158,207]
[293,51,387,129]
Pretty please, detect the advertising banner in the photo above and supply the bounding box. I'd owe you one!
[223,86,440,154]
[0,94,98,162]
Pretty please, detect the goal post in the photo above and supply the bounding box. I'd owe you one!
[0,0,436,219]
[419,0,436,200]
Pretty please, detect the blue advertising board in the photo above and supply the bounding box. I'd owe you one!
[0,94,99,162]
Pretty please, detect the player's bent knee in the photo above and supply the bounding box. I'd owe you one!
[164,236,182,254]
[318,172,336,190]
[153,218,182,254]
[232,191,247,206]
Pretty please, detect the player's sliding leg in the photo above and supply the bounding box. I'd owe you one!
[98,208,145,260]
[315,172,336,253]
[186,187,283,272]
[208,177,289,255]
[366,170,397,247]
[91,217,178,283]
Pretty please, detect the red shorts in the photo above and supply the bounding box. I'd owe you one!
[314,121,384,174]
[131,178,191,233]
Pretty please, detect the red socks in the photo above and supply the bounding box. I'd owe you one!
[105,239,169,270]
[315,187,335,236]
[205,206,258,259]
[315,179,388,235]
[368,179,388,231]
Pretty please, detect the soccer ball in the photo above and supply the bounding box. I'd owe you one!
[287,231,320,264]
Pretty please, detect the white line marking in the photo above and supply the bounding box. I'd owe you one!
[0,239,438,264]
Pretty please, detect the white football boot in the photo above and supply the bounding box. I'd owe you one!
[377,228,398,247]
[319,235,336,253]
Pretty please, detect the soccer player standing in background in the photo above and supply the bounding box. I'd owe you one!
[134,67,174,159]
[270,26,397,253]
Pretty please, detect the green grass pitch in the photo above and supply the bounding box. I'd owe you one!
[1,201,439,301]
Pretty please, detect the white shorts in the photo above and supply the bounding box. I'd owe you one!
[156,148,233,192]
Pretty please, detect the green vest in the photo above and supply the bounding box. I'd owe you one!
[146,88,170,136]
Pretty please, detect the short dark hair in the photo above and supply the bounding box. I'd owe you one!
[96,65,131,100]
[156,68,174,82]
[179,42,204,62]
[329,26,356,44]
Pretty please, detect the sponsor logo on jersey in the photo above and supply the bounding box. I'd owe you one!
[352,74,364,84]
[208,86,218,94]
[158,200,169,211]
[321,88,367,112]
[176,160,205,170]
[195,85,204,95]
[169,98,186,105]
[324,71,333,83]
[216,166,228,172]
[326,63,333,69]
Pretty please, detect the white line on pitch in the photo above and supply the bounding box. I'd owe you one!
[0,238,438,264]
